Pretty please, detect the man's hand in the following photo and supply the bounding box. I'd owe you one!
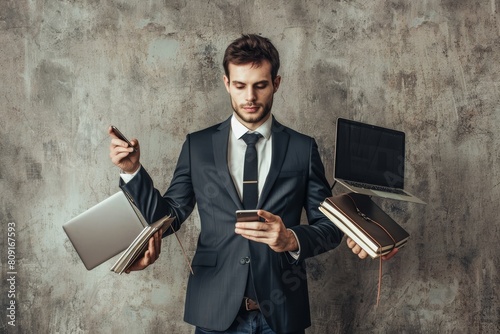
[346,237,369,259]
[108,126,141,174]
[234,209,298,253]
[125,228,163,274]
[346,237,399,261]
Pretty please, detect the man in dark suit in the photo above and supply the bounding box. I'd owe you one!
[109,34,360,333]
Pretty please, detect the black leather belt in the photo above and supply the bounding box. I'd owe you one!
[240,297,259,312]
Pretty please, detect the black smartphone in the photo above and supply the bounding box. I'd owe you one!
[111,125,136,152]
[236,210,261,222]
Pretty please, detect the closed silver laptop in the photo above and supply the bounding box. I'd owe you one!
[63,191,147,270]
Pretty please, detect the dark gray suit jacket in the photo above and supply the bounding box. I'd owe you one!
[121,116,343,333]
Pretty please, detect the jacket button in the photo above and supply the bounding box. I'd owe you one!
[240,257,250,265]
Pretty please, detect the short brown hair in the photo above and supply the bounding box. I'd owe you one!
[223,34,280,81]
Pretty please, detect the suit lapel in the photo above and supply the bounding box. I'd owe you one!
[213,117,244,209]
[258,118,289,208]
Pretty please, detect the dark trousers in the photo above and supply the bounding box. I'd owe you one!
[194,310,305,334]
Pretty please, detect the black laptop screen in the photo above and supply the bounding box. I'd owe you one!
[334,118,405,189]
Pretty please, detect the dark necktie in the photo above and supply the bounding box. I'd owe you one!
[241,132,262,209]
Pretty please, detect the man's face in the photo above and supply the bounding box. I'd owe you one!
[223,60,281,130]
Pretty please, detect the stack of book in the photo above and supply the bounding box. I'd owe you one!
[319,193,409,259]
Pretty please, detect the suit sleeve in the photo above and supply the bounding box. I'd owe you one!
[119,135,196,235]
[288,138,344,261]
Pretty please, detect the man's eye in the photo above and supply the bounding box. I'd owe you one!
[255,84,268,89]
[235,85,245,89]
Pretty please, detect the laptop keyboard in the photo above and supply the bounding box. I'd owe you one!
[345,180,409,196]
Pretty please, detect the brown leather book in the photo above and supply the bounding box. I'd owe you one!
[319,193,409,258]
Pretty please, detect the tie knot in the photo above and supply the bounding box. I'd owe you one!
[242,132,262,146]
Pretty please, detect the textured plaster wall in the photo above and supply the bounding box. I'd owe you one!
[1,1,499,333]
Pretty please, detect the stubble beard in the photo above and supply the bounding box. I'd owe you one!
[232,98,273,125]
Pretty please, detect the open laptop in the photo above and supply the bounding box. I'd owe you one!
[63,191,147,270]
[334,118,426,204]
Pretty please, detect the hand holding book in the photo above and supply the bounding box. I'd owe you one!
[319,193,409,259]
[346,237,399,261]
[124,227,164,273]
[111,215,194,275]
[320,193,409,305]
[346,236,369,259]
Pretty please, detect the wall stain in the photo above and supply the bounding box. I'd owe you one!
[26,160,42,180]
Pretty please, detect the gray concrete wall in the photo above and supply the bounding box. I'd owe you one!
[1,1,499,333]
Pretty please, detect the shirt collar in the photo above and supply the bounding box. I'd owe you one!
[231,113,272,140]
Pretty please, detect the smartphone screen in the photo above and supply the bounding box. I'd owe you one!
[236,210,260,222]
[111,125,136,152]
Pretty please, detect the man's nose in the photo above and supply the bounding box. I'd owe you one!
[245,87,256,102]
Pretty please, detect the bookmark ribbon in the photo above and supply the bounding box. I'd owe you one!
[346,194,398,307]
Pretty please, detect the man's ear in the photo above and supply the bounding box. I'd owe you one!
[223,75,230,93]
[273,75,282,93]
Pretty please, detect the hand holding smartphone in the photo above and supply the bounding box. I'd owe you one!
[236,210,262,222]
[111,125,136,152]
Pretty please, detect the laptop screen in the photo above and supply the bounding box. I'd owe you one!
[334,118,405,189]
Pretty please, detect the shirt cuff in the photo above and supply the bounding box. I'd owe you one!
[287,228,301,260]
[119,166,141,183]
